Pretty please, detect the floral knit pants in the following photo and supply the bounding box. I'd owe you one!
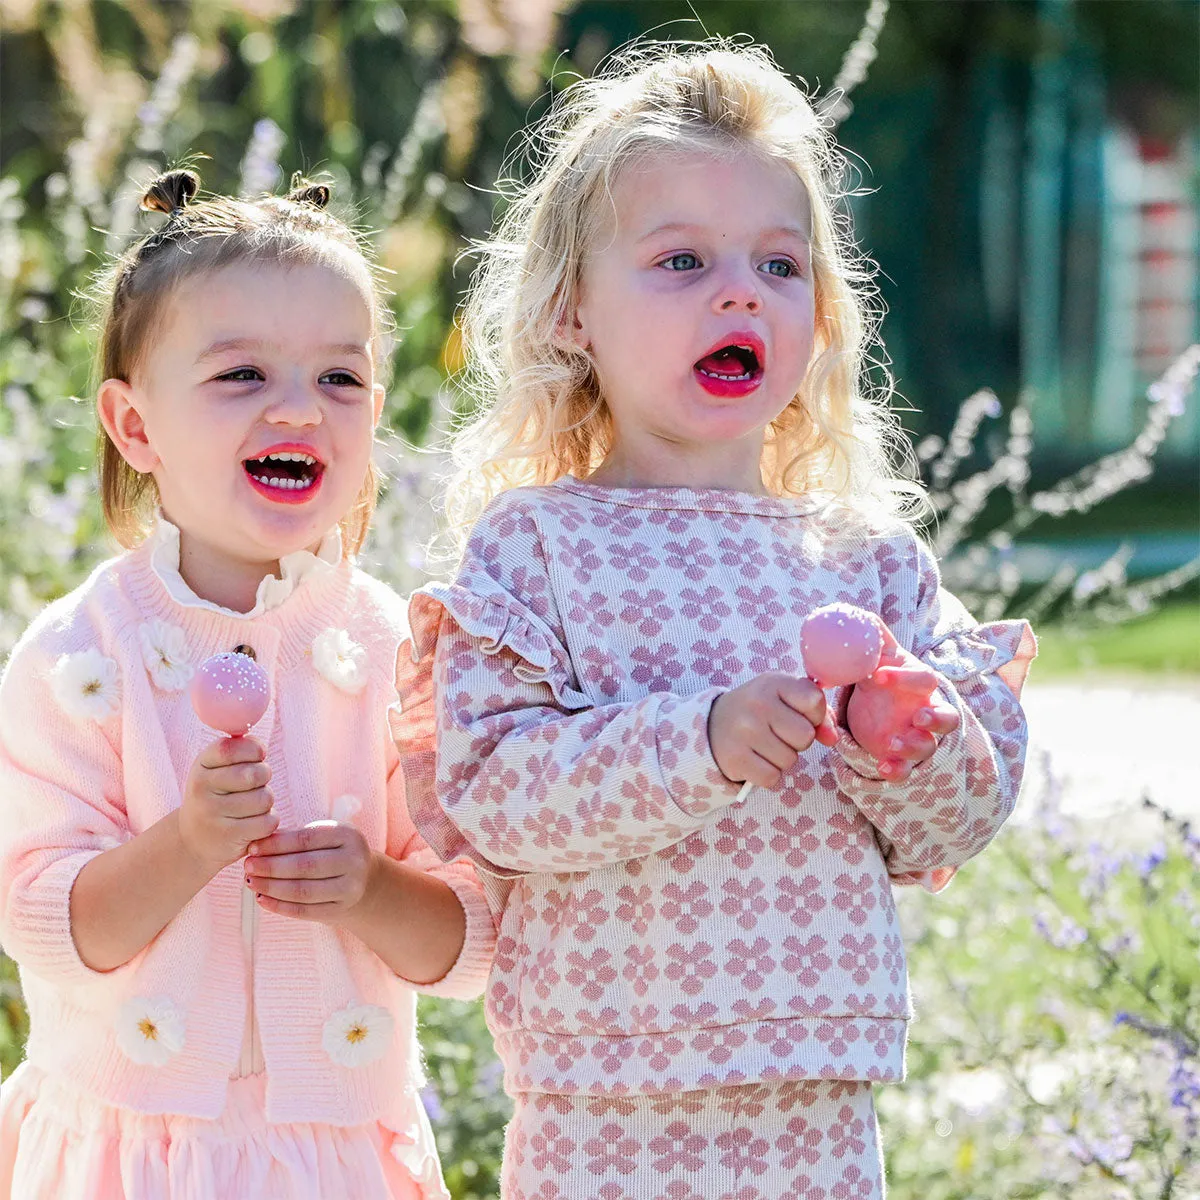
[501,1080,885,1200]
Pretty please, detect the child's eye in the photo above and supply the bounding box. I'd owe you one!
[660,252,701,272]
[760,257,800,279]
[320,370,364,387]
[216,366,263,383]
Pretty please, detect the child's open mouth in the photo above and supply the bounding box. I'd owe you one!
[693,334,765,397]
[243,447,326,505]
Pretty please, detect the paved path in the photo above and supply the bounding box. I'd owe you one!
[1016,676,1200,825]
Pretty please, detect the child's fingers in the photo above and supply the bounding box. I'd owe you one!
[198,737,265,770]
[912,705,960,737]
[250,875,346,905]
[217,786,273,820]
[877,759,916,783]
[776,678,837,745]
[245,846,344,881]
[247,824,343,858]
[208,759,271,795]
[233,810,279,845]
[776,676,826,723]
[254,894,341,922]
[813,717,839,747]
[867,664,937,695]
[735,751,786,791]
[882,728,938,763]
[752,730,802,772]
[767,705,819,754]
[872,620,905,666]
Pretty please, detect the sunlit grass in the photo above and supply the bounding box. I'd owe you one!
[1033,599,1200,676]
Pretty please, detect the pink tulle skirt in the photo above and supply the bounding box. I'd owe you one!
[0,1064,447,1200]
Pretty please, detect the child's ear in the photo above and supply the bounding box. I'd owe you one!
[561,301,590,352]
[96,379,160,473]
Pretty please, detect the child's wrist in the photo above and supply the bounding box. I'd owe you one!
[165,811,227,886]
[339,849,386,932]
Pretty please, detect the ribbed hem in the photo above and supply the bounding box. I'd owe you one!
[655,689,743,817]
[497,1015,908,1096]
[408,871,495,1000]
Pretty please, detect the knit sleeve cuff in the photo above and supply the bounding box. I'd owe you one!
[3,849,138,988]
[655,688,744,818]
[401,866,495,1000]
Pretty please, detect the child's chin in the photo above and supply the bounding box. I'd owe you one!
[682,414,773,444]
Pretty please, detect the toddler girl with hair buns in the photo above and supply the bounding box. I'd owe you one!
[0,169,494,1200]
[395,41,1036,1198]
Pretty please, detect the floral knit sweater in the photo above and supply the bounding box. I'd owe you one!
[0,534,495,1125]
[395,478,1035,1097]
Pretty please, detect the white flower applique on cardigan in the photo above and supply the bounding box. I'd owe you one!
[322,1003,394,1068]
[116,996,186,1066]
[311,628,368,694]
[306,795,362,832]
[138,619,194,692]
[50,648,120,723]
[331,793,362,823]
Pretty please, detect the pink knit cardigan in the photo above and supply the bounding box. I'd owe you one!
[0,539,494,1124]
[395,479,1035,1097]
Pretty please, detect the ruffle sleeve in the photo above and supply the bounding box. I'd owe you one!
[393,576,591,879]
[392,494,739,879]
[830,530,1036,892]
[407,581,591,713]
[918,618,1037,701]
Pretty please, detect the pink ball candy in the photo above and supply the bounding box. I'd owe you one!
[190,652,270,736]
[800,603,883,687]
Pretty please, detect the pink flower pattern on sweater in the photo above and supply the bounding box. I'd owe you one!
[395,479,1035,1097]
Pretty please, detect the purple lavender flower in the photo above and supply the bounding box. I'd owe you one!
[420,1085,444,1123]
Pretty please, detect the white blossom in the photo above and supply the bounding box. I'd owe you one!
[50,648,119,722]
[312,628,368,693]
[138,619,193,691]
[331,793,362,823]
[322,1003,394,1068]
[115,996,186,1066]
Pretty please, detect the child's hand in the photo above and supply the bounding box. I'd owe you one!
[709,673,838,790]
[179,738,277,872]
[244,822,375,924]
[845,624,960,782]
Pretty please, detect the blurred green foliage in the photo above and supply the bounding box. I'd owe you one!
[881,793,1200,1198]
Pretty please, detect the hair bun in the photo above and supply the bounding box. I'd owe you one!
[141,169,200,215]
[287,179,331,209]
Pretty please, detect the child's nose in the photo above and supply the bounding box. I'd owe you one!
[712,266,763,314]
[266,381,322,425]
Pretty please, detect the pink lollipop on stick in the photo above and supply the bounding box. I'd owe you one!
[799,603,884,688]
[190,651,270,736]
[735,603,902,801]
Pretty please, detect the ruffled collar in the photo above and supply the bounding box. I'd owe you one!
[147,516,343,620]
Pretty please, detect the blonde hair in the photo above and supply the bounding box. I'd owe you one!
[444,40,923,549]
[93,168,387,553]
